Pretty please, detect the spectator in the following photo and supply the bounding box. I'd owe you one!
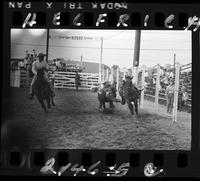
[18,60,24,68]
[181,86,189,110]
[24,52,30,69]
[33,49,37,60]
[144,71,148,78]
[56,60,61,70]
[30,54,34,63]
[160,67,164,76]
[75,71,81,91]
[53,59,56,66]
[182,91,189,106]
[166,79,175,114]
[169,70,174,79]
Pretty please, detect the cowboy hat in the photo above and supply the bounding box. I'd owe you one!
[38,53,46,57]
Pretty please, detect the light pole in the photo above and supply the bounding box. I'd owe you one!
[46,28,50,62]
[132,30,141,84]
[99,37,103,83]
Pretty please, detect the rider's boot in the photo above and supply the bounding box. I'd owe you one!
[29,85,34,99]
[50,85,55,97]
[51,91,55,97]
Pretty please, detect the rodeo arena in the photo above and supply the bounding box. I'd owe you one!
[7,29,191,150]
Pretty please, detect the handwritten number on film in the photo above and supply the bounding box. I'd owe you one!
[40,158,129,176]
[103,163,130,177]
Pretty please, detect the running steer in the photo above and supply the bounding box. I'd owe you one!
[119,76,143,115]
[98,86,116,111]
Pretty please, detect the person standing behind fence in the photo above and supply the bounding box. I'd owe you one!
[24,51,30,69]
[166,79,175,114]
[33,49,37,60]
[75,71,81,91]
[181,87,189,111]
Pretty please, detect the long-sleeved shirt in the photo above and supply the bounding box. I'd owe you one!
[166,84,175,95]
[32,60,49,75]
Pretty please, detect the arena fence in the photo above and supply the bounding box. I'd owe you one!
[50,71,99,90]
[10,63,191,120]
[137,63,191,122]
[10,68,99,90]
[179,63,192,111]
[114,62,191,122]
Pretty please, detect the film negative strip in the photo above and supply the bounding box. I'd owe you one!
[1,0,200,177]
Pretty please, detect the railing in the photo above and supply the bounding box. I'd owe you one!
[49,71,99,90]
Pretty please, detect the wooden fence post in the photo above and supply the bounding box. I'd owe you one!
[132,66,138,85]
[10,68,20,87]
[116,67,120,99]
[140,65,146,109]
[106,68,109,81]
[155,64,160,113]
[173,63,180,123]
[16,67,20,87]
[102,65,105,83]
[110,67,114,84]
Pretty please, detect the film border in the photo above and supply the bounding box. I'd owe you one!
[1,1,200,177]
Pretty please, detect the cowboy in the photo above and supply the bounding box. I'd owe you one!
[29,53,55,99]
[125,75,139,91]
[166,78,175,113]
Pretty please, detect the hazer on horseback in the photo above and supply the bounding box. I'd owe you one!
[29,53,55,112]
[119,75,143,115]
[29,53,55,99]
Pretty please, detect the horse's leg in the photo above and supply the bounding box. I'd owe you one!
[46,96,51,109]
[109,101,112,109]
[99,102,102,110]
[110,101,114,109]
[112,101,115,108]
[51,96,55,106]
[103,102,106,110]
[127,100,134,115]
[134,100,138,115]
[121,96,126,105]
[38,98,47,113]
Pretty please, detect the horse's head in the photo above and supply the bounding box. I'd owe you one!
[135,88,144,99]
[137,88,144,94]
[124,75,133,87]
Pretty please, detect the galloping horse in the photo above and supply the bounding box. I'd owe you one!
[33,69,55,113]
[119,76,143,115]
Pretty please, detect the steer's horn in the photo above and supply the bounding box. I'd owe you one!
[139,88,144,92]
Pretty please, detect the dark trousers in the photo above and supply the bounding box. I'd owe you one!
[167,93,174,113]
[76,84,79,91]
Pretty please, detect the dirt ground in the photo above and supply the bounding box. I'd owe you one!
[3,88,191,150]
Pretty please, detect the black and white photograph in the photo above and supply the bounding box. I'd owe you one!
[6,29,191,150]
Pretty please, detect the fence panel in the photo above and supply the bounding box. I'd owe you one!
[179,63,192,111]
[50,71,99,90]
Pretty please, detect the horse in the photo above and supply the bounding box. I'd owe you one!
[33,69,55,113]
[119,76,143,115]
[98,87,116,111]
